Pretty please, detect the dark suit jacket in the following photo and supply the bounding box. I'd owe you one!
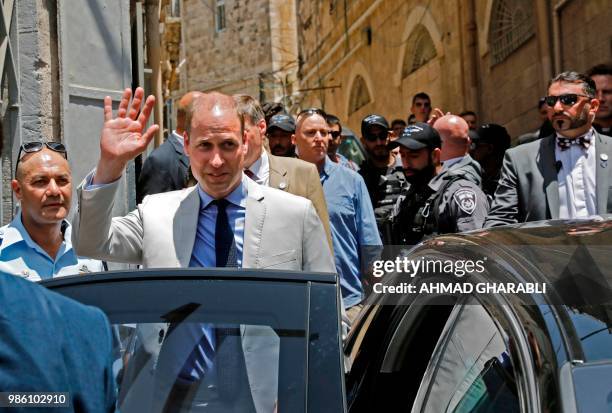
[0,273,116,412]
[137,133,189,203]
[268,154,334,252]
[485,131,612,227]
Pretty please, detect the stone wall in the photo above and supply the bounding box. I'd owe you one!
[296,0,612,140]
[180,0,275,98]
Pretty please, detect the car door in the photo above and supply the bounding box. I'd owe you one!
[42,269,346,413]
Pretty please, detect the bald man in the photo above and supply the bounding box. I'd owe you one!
[137,91,203,203]
[0,143,103,280]
[428,115,489,232]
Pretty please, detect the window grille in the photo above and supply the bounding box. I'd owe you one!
[348,76,371,114]
[402,25,437,78]
[489,0,535,65]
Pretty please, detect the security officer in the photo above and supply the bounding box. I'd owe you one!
[388,118,488,245]
[386,123,441,245]
[469,123,511,198]
[358,114,406,231]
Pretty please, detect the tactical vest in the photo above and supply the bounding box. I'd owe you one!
[390,173,465,245]
[374,168,407,227]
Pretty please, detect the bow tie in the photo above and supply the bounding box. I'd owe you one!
[557,135,592,151]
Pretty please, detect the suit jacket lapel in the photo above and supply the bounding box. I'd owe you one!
[174,186,200,266]
[243,179,265,268]
[268,155,289,191]
[541,136,560,219]
[595,131,610,214]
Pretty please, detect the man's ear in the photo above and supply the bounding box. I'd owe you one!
[431,148,441,166]
[258,118,267,137]
[291,133,296,145]
[242,129,249,155]
[11,180,22,200]
[589,98,600,118]
[183,131,190,156]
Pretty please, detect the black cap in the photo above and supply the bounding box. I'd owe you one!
[361,114,389,137]
[474,123,511,151]
[267,113,296,133]
[389,122,440,150]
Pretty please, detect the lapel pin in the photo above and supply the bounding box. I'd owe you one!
[601,153,608,168]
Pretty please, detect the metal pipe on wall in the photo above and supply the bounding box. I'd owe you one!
[145,0,164,148]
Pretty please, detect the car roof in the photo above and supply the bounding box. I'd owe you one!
[372,218,612,364]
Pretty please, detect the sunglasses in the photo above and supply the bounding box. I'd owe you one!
[296,108,326,122]
[544,94,591,107]
[330,131,341,139]
[364,132,388,142]
[15,141,67,176]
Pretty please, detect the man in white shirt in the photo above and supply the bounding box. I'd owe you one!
[486,71,612,227]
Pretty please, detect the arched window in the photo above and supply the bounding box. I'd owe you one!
[402,25,437,78]
[348,75,371,114]
[489,0,535,65]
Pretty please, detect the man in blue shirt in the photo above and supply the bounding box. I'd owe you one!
[294,108,382,320]
[0,142,103,281]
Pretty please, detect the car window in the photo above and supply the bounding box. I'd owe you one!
[114,320,282,413]
[45,274,344,413]
[419,300,520,413]
[344,296,455,412]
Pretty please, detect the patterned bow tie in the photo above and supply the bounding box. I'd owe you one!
[557,135,592,151]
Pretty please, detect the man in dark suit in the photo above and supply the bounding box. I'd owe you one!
[136,91,201,203]
[486,71,612,227]
[0,272,116,412]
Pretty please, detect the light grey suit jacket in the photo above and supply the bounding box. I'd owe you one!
[485,132,612,227]
[73,172,336,413]
[73,173,335,272]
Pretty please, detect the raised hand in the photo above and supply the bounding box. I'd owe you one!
[427,108,446,127]
[93,87,159,184]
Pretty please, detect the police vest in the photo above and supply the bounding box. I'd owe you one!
[391,173,466,245]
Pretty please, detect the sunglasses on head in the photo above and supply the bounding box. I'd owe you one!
[544,93,591,107]
[296,108,326,122]
[15,141,67,176]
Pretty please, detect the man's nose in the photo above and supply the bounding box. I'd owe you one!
[314,131,326,142]
[47,179,60,195]
[210,150,224,167]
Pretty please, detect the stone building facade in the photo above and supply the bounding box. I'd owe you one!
[177,0,298,106]
[296,0,611,139]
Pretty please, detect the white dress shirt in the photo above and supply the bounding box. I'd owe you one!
[246,150,270,186]
[556,128,597,219]
[172,130,184,147]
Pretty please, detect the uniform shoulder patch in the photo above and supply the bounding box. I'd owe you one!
[453,188,477,215]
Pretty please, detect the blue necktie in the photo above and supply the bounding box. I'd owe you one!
[213,199,238,267]
[176,199,237,383]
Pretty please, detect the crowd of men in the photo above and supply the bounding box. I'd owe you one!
[1,63,611,408]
